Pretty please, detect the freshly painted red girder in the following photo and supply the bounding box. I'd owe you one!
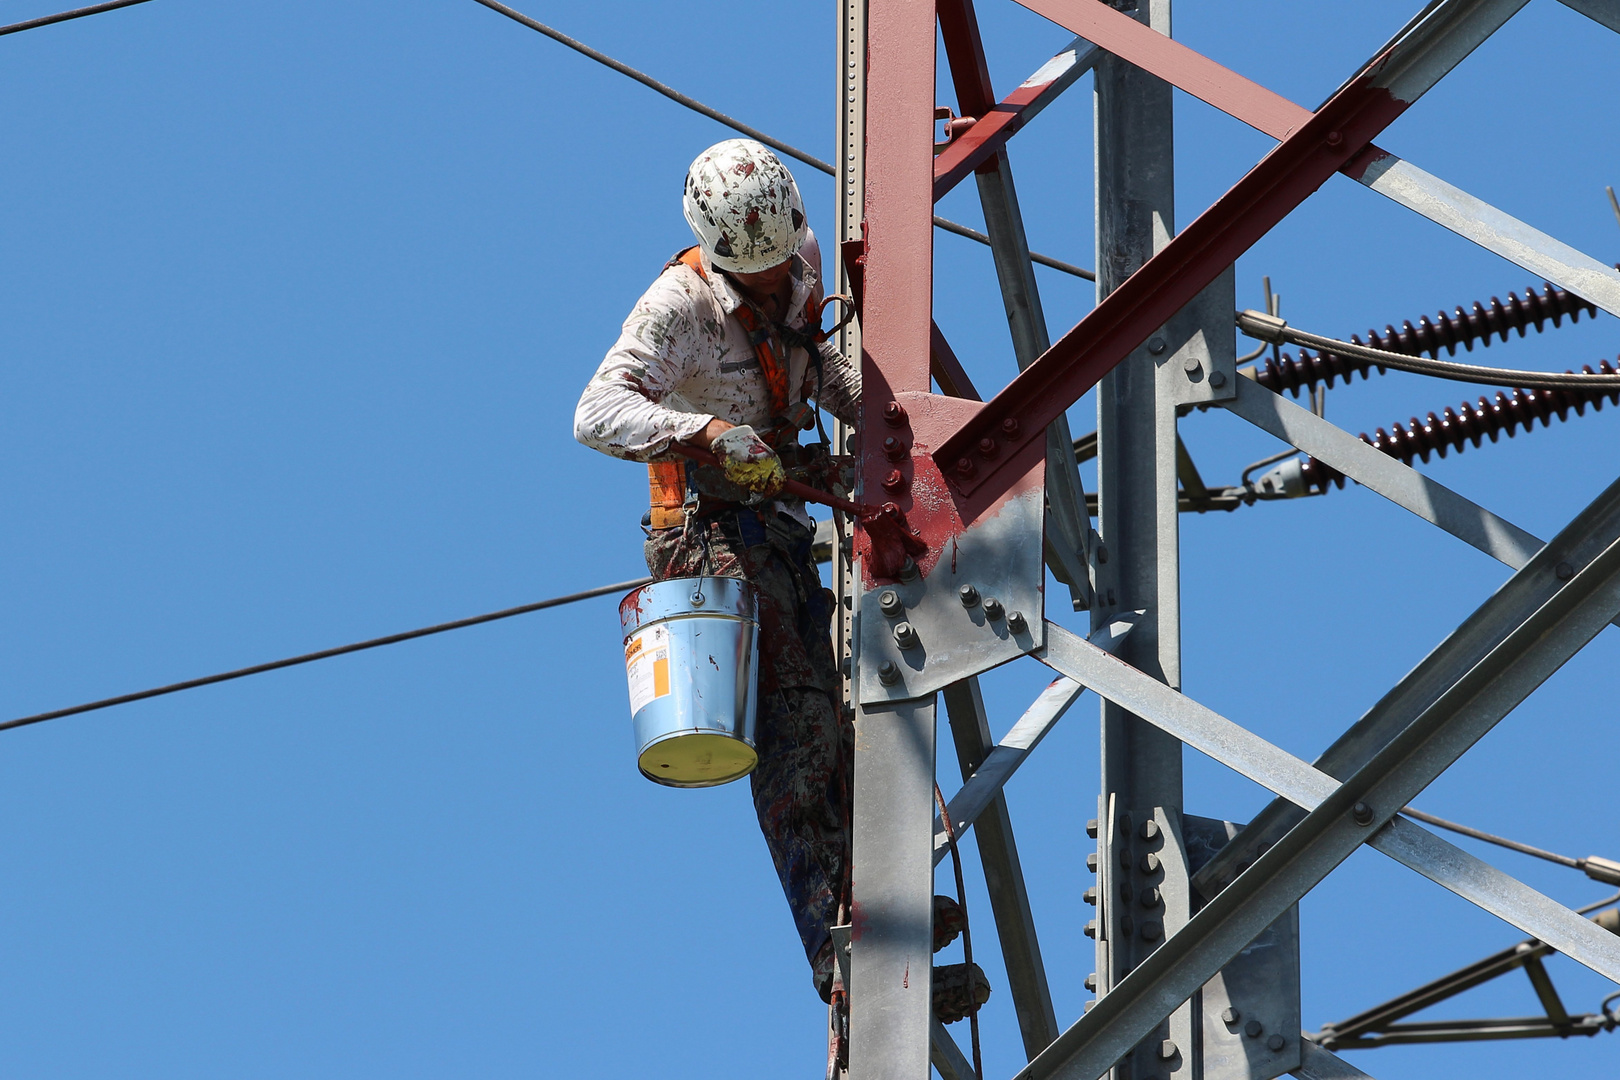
[841,239,981,400]
[932,53,1415,495]
[934,0,1022,201]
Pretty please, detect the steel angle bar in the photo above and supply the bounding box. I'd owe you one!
[935,676,1086,863]
[1559,0,1620,32]
[1195,471,1620,896]
[943,677,1060,1057]
[933,36,1099,199]
[1039,623,1620,981]
[1291,1041,1377,1080]
[1355,152,1620,317]
[1026,618,1620,1080]
[935,0,1528,498]
[930,1018,977,1080]
[1222,376,1544,569]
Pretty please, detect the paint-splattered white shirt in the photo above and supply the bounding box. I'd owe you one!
[573,235,861,466]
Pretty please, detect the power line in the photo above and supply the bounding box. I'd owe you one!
[0,0,155,39]
[468,0,1096,283]
[1402,806,1579,868]
[0,577,653,734]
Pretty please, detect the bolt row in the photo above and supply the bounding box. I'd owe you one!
[1253,277,1607,399]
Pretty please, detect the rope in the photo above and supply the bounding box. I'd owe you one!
[0,577,653,734]
[1238,309,1620,391]
[468,0,1095,283]
[935,784,983,1080]
[0,0,154,38]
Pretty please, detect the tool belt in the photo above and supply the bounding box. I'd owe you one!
[648,440,846,530]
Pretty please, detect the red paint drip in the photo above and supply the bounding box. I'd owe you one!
[903,962,909,989]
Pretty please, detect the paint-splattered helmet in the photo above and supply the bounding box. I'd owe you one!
[682,139,807,274]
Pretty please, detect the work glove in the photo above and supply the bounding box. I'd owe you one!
[710,424,786,498]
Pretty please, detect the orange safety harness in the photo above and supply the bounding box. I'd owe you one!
[647,246,808,529]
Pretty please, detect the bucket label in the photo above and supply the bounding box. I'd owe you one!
[625,623,670,715]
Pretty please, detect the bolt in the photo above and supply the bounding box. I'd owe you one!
[877,660,901,685]
[1351,801,1375,826]
[1221,1007,1241,1025]
[881,469,908,493]
[1148,336,1167,355]
[1086,853,1099,872]
[978,436,999,458]
[1183,355,1201,375]
[1086,817,1099,838]
[1139,886,1160,908]
[1083,887,1097,905]
[1140,852,1161,873]
[882,401,908,427]
[1556,560,1575,581]
[893,621,919,650]
[1120,848,1133,870]
[1158,1040,1177,1061]
[1119,881,1134,901]
[1267,1034,1286,1052]
[1096,544,1109,565]
[1209,370,1228,388]
[877,590,903,618]
[955,456,976,479]
[1140,820,1161,841]
[1084,973,1097,991]
[1007,610,1028,634]
[882,435,908,461]
[1140,920,1163,941]
[959,584,981,608]
[983,597,1004,621]
[899,557,920,582]
[1245,1020,1263,1038]
[1000,417,1021,437]
[1325,129,1343,147]
[1084,919,1097,939]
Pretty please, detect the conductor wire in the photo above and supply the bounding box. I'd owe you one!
[0,0,154,38]
[468,0,1095,282]
[0,577,654,734]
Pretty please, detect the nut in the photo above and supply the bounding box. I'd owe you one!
[877,660,901,686]
[878,590,903,618]
[1140,852,1161,874]
[1556,560,1576,581]
[954,457,976,479]
[983,597,1005,621]
[1158,1040,1177,1061]
[978,436,999,458]
[1351,801,1375,826]
[1267,1034,1286,1052]
[1000,418,1020,437]
[882,435,908,461]
[959,584,981,608]
[881,469,908,494]
[893,621,919,650]
[1209,370,1228,388]
[1083,887,1097,905]
[1007,610,1028,634]
[1086,853,1098,872]
[1084,973,1097,991]
[882,401,908,427]
[1140,820,1160,840]
[1086,817,1099,838]
[1139,886,1160,908]
[1140,920,1163,941]
[1148,336,1167,355]
[899,557,920,582]
[1245,1020,1263,1038]
[1221,1007,1241,1025]
[1084,919,1097,939]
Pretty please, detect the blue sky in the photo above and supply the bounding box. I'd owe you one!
[0,1,1616,1077]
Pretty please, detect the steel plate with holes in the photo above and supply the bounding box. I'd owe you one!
[856,486,1044,703]
[1185,815,1303,1080]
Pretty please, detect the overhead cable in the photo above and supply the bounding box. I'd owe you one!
[1403,806,1620,886]
[0,0,155,39]
[0,577,653,734]
[1239,309,1620,391]
[467,0,1096,283]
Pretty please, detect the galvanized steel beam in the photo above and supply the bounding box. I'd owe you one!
[943,676,1062,1059]
[933,0,1530,503]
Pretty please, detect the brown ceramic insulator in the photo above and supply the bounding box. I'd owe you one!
[1254,273,1611,399]
[1298,359,1620,494]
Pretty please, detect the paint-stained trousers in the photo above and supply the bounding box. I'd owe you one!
[645,508,853,982]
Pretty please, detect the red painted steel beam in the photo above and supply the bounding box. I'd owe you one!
[933,61,1067,202]
[938,0,997,118]
[843,238,980,401]
[1011,0,1309,139]
[932,65,1409,495]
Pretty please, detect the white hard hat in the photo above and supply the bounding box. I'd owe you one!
[682,139,807,274]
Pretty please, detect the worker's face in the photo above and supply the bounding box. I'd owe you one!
[731,258,793,296]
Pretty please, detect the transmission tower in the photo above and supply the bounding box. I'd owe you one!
[828,2,1620,1079]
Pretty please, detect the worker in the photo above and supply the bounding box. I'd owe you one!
[574,138,988,1022]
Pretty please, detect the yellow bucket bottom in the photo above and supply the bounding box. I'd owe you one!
[638,732,758,788]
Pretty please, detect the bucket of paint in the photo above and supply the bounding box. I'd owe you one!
[618,576,760,787]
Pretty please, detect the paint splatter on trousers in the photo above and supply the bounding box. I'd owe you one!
[645,508,853,978]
